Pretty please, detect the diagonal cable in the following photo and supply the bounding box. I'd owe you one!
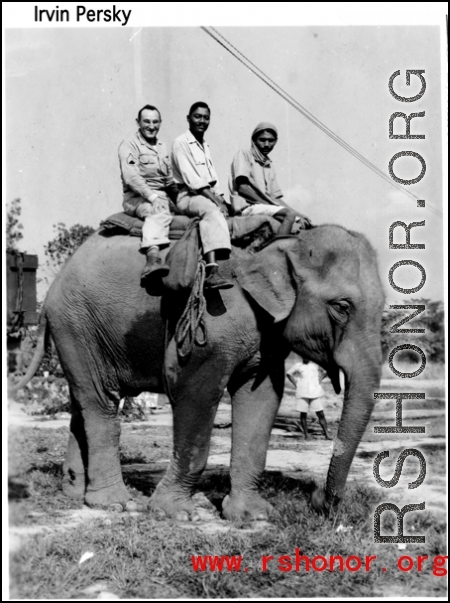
[202,26,442,218]
[209,27,403,195]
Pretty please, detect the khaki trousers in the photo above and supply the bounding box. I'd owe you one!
[124,196,172,250]
[176,190,231,255]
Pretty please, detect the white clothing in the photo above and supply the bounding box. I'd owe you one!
[295,396,324,413]
[287,362,325,399]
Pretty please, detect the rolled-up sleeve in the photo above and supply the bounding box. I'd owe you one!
[172,138,211,192]
[118,139,159,203]
[232,149,252,181]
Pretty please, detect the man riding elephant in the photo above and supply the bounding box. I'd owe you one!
[171,101,234,290]
[229,122,311,233]
[119,104,178,286]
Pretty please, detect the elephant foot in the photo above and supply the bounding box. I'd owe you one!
[310,486,340,516]
[85,482,138,511]
[222,492,273,521]
[149,486,199,521]
[62,470,86,501]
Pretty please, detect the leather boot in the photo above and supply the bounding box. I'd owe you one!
[141,249,170,285]
[204,264,234,290]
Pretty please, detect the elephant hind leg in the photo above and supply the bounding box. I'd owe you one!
[67,386,132,510]
[62,394,87,501]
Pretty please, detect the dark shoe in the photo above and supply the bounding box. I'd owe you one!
[141,252,170,285]
[204,269,234,290]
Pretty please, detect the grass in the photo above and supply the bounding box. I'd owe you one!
[7,366,447,598]
[8,424,448,599]
[9,475,447,599]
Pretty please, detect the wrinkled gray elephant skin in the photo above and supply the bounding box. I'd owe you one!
[12,226,384,520]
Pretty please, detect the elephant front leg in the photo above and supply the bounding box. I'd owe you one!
[224,371,282,521]
[151,338,230,520]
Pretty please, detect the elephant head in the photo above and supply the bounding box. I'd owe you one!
[236,226,385,512]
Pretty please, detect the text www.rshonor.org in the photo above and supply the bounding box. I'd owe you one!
[191,549,447,575]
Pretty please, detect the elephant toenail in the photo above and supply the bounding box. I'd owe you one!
[256,512,268,521]
[153,509,166,521]
[125,501,138,512]
[108,503,124,512]
[191,513,201,523]
[175,511,189,522]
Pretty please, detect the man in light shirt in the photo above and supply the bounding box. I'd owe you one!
[228,122,310,233]
[119,104,177,285]
[286,357,331,440]
[171,102,233,290]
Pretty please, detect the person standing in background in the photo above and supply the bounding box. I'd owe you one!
[286,357,331,440]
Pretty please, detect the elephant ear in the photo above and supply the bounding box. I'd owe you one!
[235,239,298,322]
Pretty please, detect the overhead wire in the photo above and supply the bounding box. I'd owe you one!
[201,26,442,219]
[207,27,410,198]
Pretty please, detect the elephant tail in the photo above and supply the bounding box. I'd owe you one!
[8,309,51,395]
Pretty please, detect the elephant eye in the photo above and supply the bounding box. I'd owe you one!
[328,300,351,323]
[336,300,350,312]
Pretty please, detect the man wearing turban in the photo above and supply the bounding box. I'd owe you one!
[229,122,310,233]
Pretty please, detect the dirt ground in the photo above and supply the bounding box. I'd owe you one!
[6,375,447,598]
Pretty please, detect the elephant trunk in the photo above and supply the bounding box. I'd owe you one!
[312,339,381,513]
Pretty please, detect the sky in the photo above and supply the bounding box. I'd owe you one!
[4,19,446,303]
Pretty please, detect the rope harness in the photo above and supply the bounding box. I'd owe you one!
[174,260,208,358]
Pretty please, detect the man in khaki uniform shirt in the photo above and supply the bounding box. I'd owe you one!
[172,102,233,290]
[119,104,178,285]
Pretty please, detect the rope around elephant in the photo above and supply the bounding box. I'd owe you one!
[175,260,207,358]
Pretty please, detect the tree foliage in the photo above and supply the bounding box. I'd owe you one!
[381,299,445,364]
[44,222,95,270]
[6,198,24,252]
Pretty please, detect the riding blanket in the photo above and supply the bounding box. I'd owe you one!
[99,212,281,243]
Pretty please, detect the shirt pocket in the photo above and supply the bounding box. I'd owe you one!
[138,154,158,177]
[138,154,157,165]
[191,146,206,166]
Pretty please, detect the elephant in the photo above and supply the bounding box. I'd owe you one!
[12,223,384,520]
